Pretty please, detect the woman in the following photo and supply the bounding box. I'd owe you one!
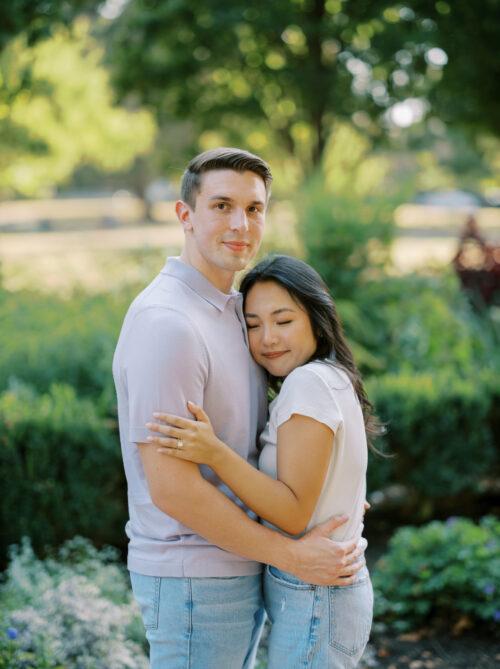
[146,255,378,668]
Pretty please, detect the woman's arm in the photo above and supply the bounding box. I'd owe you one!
[147,402,333,535]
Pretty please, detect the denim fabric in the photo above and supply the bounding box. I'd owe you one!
[130,571,265,669]
[264,565,373,668]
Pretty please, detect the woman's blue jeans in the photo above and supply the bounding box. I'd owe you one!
[264,565,373,668]
[130,571,265,669]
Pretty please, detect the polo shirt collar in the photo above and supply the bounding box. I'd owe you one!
[161,257,241,312]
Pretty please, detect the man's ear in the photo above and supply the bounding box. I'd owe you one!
[175,200,194,232]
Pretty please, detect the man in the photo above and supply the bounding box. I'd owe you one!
[113,148,365,668]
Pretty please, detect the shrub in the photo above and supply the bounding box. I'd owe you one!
[299,125,400,299]
[355,272,499,377]
[0,635,55,669]
[373,516,500,633]
[0,537,147,669]
[298,176,394,302]
[0,383,126,563]
[367,370,498,511]
[0,288,129,415]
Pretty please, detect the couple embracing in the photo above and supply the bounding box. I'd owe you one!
[113,147,377,668]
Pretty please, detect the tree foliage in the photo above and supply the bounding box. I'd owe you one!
[106,0,500,169]
[0,18,156,196]
[407,0,500,137]
[0,0,99,50]
[298,123,395,299]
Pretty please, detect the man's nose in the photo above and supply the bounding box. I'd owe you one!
[229,209,249,232]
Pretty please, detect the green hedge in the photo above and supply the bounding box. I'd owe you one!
[354,272,498,377]
[0,289,128,415]
[373,516,500,632]
[367,371,499,509]
[0,383,126,563]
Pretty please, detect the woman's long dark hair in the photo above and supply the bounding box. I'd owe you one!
[240,254,383,450]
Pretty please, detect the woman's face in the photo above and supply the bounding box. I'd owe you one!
[244,280,317,377]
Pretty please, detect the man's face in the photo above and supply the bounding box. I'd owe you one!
[179,169,267,283]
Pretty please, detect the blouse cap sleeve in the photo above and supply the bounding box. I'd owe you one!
[275,364,343,434]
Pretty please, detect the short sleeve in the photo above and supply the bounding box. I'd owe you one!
[274,366,343,434]
[124,308,209,443]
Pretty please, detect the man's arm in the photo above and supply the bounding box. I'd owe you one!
[139,442,364,585]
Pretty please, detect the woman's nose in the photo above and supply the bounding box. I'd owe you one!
[262,326,278,346]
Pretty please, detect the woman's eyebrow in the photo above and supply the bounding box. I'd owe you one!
[272,308,295,315]
[244,308,295,318]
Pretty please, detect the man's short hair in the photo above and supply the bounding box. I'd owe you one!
[181,147,273,209]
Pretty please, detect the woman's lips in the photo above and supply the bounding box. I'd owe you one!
[262,351,288,359]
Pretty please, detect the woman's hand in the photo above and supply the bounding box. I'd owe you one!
[145,401,227,467]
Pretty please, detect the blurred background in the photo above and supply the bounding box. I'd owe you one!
[0,1,499,667]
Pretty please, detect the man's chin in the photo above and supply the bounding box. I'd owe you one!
[220,252,253,271]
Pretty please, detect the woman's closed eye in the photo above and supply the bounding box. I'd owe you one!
[246,323,259,329]
[277,320,292,326]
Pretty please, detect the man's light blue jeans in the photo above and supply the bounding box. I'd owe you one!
[130,571,265,669]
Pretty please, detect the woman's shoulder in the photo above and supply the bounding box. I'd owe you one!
[288,360,351,386]
[280,360,350,398]
[273,360,347,429]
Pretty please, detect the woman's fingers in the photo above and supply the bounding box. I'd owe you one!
[152,412,192,428]
[187,401,210,423]
[330,574,357,586]
[147,436,183,448]
[146,422,185,439]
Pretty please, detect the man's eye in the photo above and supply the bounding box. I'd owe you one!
[216,202,228,210]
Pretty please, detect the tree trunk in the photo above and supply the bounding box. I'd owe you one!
[308,0,329,168]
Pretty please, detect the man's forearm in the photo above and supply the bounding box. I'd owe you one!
[156,462,296,571]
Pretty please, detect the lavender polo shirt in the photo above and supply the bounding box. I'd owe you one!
[113,257,268,577]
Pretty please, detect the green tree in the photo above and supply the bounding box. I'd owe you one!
[0,1,98,50]
[405,1,500,137]
[107,0,383,171]
[106,0,500,171]
[0,18,156,196]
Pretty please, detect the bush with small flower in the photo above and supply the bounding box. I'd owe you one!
[372,516,500,633]
[0,537,147,668]
[0,625,56,669]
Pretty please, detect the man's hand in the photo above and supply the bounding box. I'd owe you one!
[285,515,366,586]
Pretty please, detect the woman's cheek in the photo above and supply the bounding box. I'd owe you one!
[248,332,259,358]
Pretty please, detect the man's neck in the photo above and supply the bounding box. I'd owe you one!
[179,249,235,294]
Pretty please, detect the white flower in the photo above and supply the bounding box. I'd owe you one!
[4,538,148,669]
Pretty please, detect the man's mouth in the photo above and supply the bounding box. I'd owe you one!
[223,241,249,252]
